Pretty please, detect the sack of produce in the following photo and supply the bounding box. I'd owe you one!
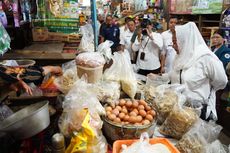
[176,119,223,153]
[54,60,78,94]
[159,94,198,139]
[153,85,179,124]
[104,52,137,99]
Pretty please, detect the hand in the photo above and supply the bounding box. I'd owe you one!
[18,80,33,95]
[160,67,165,74]
[43,66,63,76]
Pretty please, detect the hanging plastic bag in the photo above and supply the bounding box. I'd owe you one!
[78,24,94,52]
[0,22,10,55]
[97,40,113,63]
[104,52,137,99]
[54,60,78,94]
[176,119,223,153]
[159,94,198,139]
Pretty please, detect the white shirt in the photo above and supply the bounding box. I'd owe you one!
[170,55,227,119]
[120,29,134,58]
[161,30,177,73]
[132,32,163,70]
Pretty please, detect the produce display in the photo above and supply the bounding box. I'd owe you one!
[105,99,156,126]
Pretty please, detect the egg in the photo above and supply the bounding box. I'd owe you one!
[133,108,139,115]
[106,111,111,115]
[139,110,147,117]
[146,114,153,121]
[126,101,133,107]
[118,112,125,119]
[124,121,130,125]
[111,103,116,109]
[119,99,126,106]
[132,101,139,108]
[142,119,150,125]
[134,123,142,126]
[124,115,130,121]
[149,110,156,116]
[112,109,119,116]
[114,117,121,123]
[138,105,145,110]
[130,111,137,117]
[108,114,116,120]
[145,105,151,111]
[129,116,136,123]
[105,106,112,112]
[139,99,147,106]
[121,108,128,114]
[136,115,143,122]
[122,106,127,109]
[116,106,122,111]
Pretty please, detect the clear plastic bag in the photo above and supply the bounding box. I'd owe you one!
[152,85,179,124]
[205,140,228,153]
[0,104,13,121]
[20,83,43,97]
[159,94,198,139]
[78,24,94,52]
[0,22,10,55]
[176,119,223,153]
[76,52,105,68]
[104,52,137,99]
[58,78,105,137]
[146,73,170,87]
[54,60,78,94]
[97,40,113,63]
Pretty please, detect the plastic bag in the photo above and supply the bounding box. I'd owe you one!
[93,81,120,105]
[159,94,198,139]
[65,109,107,153]
[205,140,227,153]
[146,73,170,87]
[0,104,13,121]
[20,83,43,97]
[0,22,10,55]
[97,40,113,63]
[104,52,137,99]
[121,133,171,153]
[54,60,78,94]
[78,24,94,52]
[153,85,179,124]
[76,52,105,68]
[176,119,223,153]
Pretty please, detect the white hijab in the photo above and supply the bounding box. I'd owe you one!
[173,22,215,71]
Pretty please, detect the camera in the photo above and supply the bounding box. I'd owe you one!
[141,19,151,35]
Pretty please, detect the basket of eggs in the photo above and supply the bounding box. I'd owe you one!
[102,99,157,143]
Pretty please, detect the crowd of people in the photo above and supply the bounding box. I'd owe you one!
[98,14,230,121]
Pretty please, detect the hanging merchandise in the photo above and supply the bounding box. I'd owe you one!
[220,7,230,48]
[35,0,79,33]
[2,0,20,27]
[0,2,7,27]
[134,0,148,11]
[0,22,10,55]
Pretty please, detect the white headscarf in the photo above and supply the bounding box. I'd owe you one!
[173,22,216,71]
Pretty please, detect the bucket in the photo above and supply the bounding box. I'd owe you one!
[77,65,103,83]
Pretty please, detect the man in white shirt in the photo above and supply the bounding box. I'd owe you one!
[132,20,163,76]
[120,19,136,62]
[160,16,178,73]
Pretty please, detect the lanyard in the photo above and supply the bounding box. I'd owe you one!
[141,37,150,50]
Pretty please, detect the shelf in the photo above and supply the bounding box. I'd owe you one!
[202,20,220,23]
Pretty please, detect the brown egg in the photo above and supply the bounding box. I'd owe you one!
[116,106,122,111]
[124,115,130,121]
[130,111,137,117]
[106,106,112,112]
[111,103,116,109]
[112,109,119,116]
[126,101,133,107]
[121,108,128,114]
[133,109,139,115]
[132,101,139,108]
[119,99,126,106]
[129,116,136,123]
[114,117,121,123]
[118,112,125,119]
[124,121,130,125]
[136,115,143,122]
[149,110,156,116]
[139,110,147,117]
[145,105,151,111]
[138,105,145,110]
[139,99,147,106]
[142,119,150,125]
[106,111,111,115]
[108,114,116,120]
[146,114,153,121]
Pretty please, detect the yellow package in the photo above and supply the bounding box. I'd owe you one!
[65,109,96,153]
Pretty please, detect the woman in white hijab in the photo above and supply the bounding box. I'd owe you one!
[170,22,227,121]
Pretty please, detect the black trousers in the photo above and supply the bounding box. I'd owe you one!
[138,68,161,76]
